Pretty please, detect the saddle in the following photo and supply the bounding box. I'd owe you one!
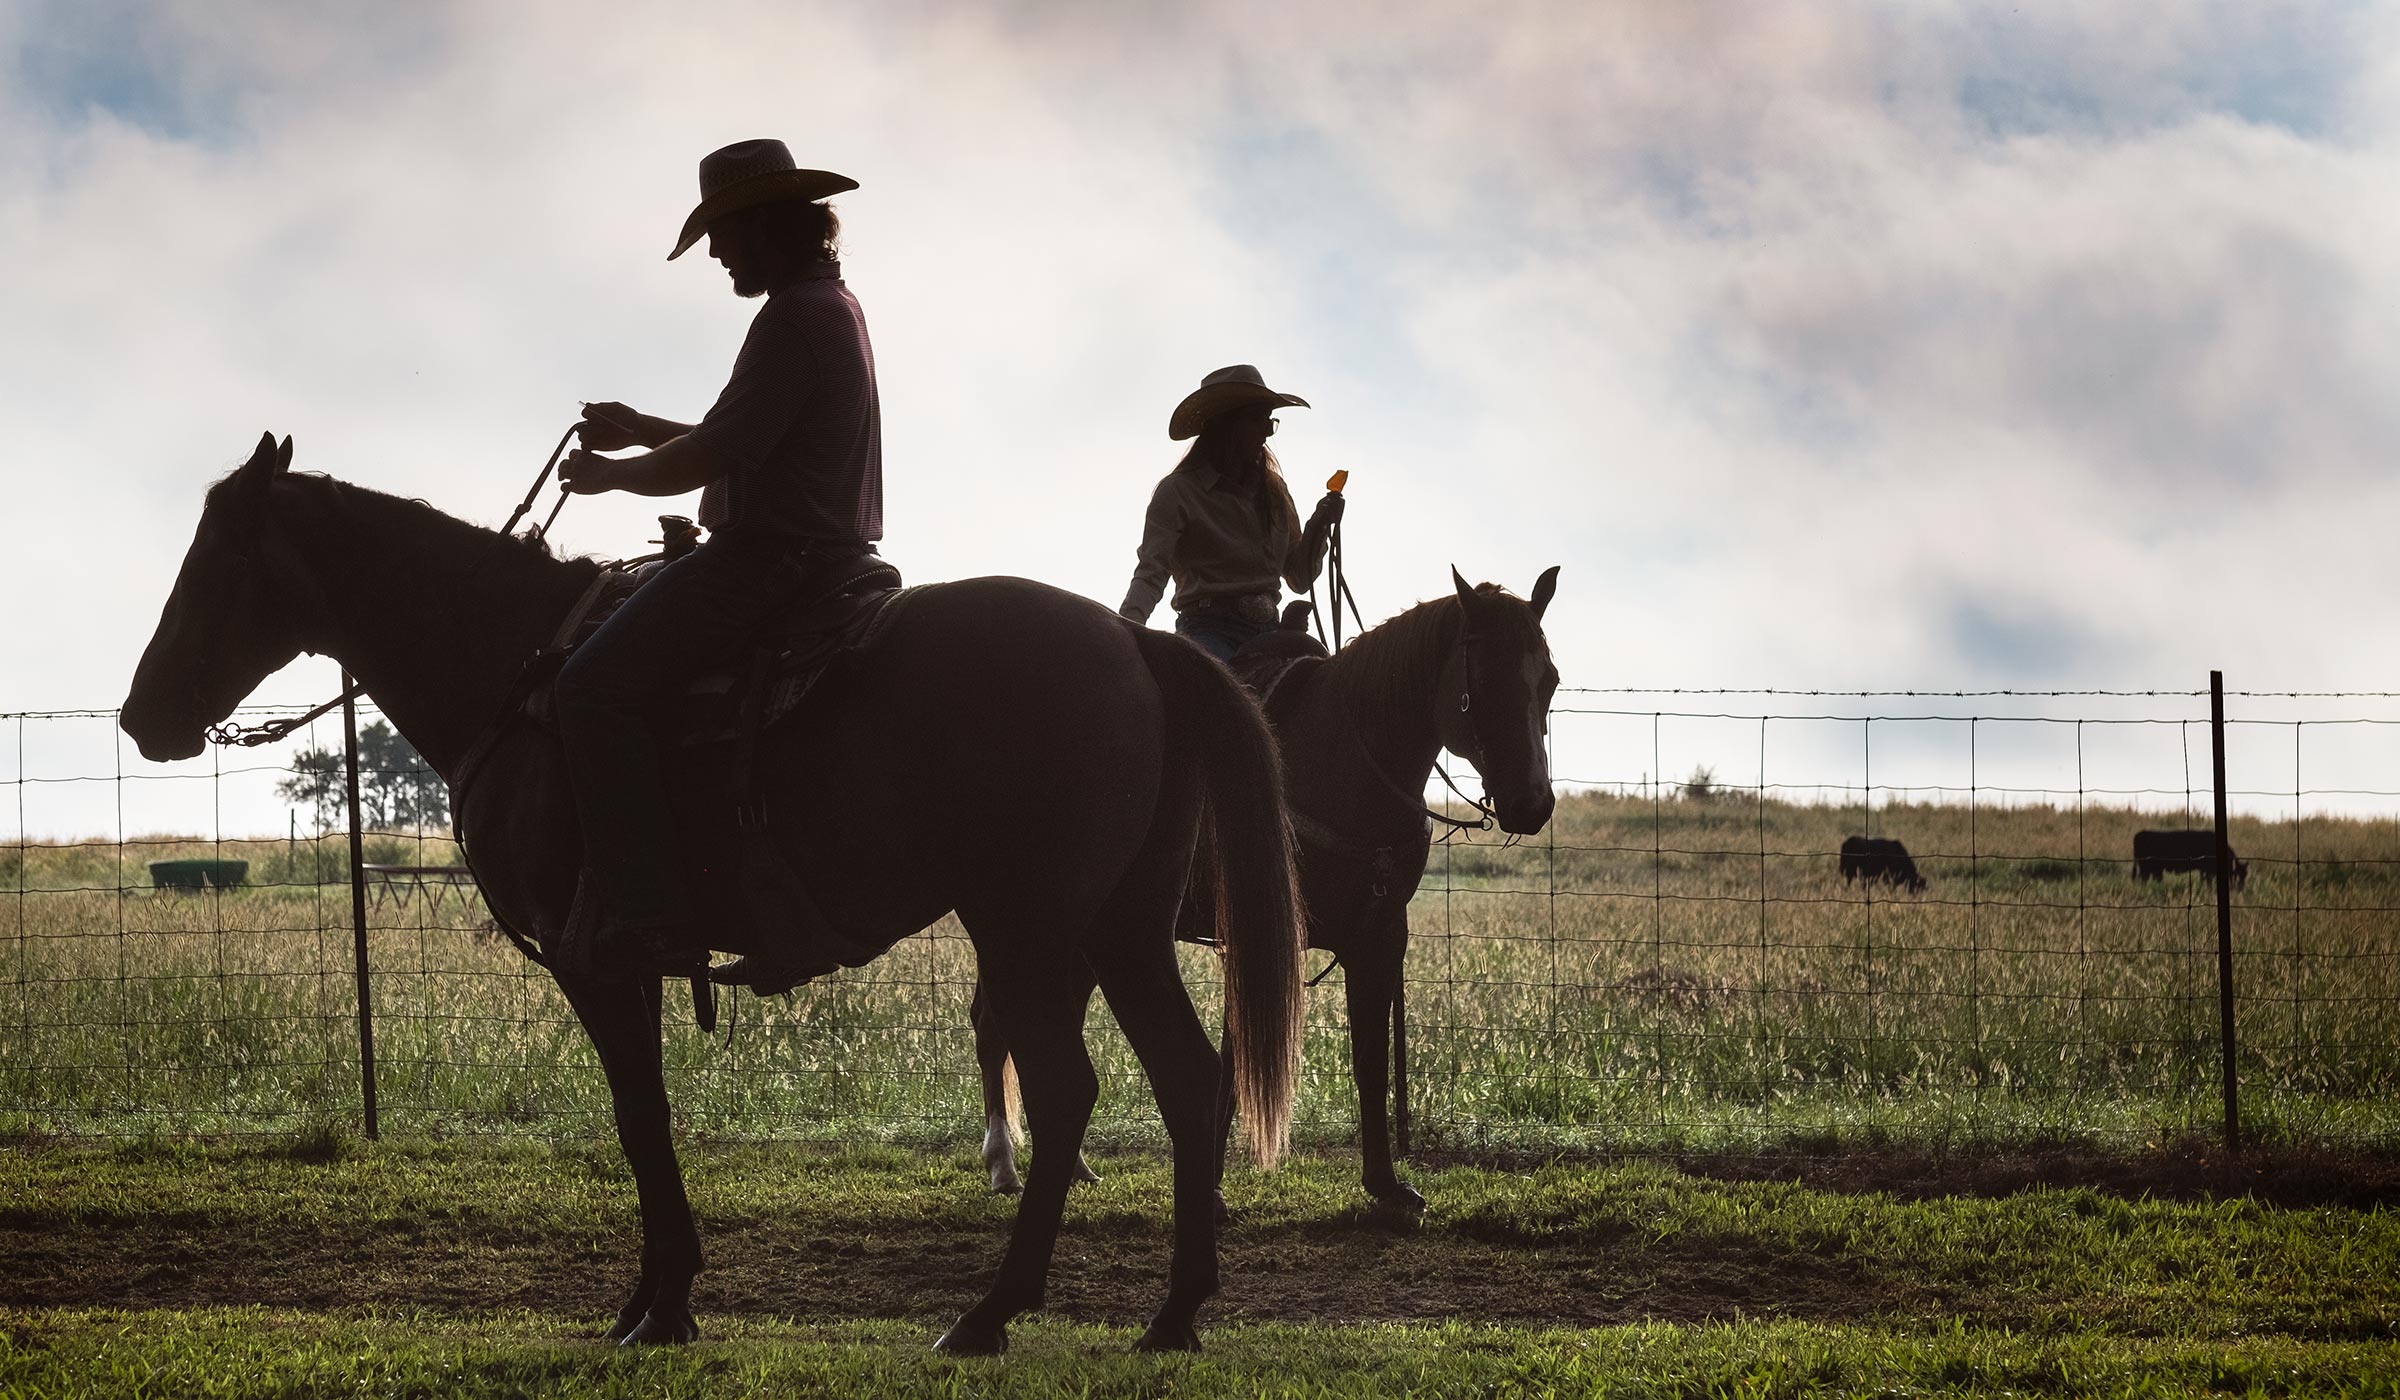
[528,550,908,741]
[1227,615,1329,720]
[523,551,916,1009]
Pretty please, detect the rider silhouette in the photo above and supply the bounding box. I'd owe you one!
[1120,365,1343,661]
[555,139,881,990]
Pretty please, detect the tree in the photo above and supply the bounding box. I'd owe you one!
[277,721,449,832]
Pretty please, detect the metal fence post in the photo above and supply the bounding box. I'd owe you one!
[342,676,380,1140]
[2210,670,2239,1152]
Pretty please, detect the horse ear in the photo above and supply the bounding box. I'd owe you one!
[1451,565,1474,608]
[233,433,279,496]
[1529,565,1559,621]
[274,435,293,473]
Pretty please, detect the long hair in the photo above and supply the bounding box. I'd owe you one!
[1175,414,1303,545]
[724,198,842,267]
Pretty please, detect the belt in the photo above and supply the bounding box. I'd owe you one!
[1180,592,1277,626]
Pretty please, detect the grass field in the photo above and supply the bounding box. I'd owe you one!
[3,1140,2396,1398]
[4,789,2398,1151]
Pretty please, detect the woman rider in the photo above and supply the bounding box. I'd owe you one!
[1118,365,1346,660]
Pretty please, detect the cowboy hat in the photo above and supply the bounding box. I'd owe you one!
[668,139,857,261]
[1168,365,1311,441]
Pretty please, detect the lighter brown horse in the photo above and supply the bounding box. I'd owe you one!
[121,433,1305,1354]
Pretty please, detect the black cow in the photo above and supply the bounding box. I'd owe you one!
[1840,836,1927,892]
[2132,829,2247,891]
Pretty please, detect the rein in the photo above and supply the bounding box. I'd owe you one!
[207,684,366,748]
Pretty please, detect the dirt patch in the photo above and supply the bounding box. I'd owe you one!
[3,1210,1887,1333]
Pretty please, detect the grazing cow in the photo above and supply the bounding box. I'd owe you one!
[1840,836,1927,893]
[2132,829,2247,891]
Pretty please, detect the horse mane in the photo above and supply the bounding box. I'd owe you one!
[1315,583,1530,722]
[1315,592,1462,722]
[244,469,600,584]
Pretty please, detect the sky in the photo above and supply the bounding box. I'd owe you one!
[7,0,2400,838]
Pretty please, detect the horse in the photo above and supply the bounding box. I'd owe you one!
[973,567,1561,1211]
[119,433,1306,1355]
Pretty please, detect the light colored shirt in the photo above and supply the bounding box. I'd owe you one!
[1120,463,1326,623]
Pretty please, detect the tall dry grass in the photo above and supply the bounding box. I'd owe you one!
[4,791,2394,1150]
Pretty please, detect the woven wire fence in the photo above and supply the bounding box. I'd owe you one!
[5,684,2398,1152]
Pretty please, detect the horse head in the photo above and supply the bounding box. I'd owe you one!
[122,432,325,761]
[1437,565,1560,836]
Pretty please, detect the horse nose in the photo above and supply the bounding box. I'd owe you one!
[1501,787,1556,837]
[120,704,206,763]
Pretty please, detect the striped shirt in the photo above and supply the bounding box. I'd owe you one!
[1120,463,1326,623]
[689,263,883,545]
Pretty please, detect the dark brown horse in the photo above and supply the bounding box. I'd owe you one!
[975,568,1560,1210]
[120,434,1305,1354]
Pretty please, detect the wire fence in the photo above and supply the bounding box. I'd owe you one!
[5,679,2398,1154]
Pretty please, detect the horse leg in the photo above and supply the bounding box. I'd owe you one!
[973,979,1100,1195]
[970,979,1022,1194]
[1346,922,1425,1211]
[935,958,1100,1356]
[1093,938,1224,1352]
[559,971,703,1344]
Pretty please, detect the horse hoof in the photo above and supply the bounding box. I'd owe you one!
[990,1179,1023,1197]
[616,1309,699,1346]
[1072,1156,1101,1184]
[1133,1321,1202,1353]
[933,1320,1007,1356]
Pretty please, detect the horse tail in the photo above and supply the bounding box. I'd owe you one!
[1135,628,1305,1168]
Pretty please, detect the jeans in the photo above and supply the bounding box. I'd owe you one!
[1175,608,1273,662]
[555,535,814,935]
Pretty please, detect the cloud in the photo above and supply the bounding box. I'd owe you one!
[8,0,2400,835]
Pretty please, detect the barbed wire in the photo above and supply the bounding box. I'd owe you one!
[1561,687,2400,699]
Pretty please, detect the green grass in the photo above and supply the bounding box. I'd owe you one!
[4,790,2398,1149]
[3,1142,2397,1397]
[11,1311,2400,1400]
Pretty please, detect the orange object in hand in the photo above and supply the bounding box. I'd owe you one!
[1326,470,1349,493]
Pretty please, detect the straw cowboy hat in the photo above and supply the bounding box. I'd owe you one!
[1168,365,1311,441]
[668,139,857,261]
